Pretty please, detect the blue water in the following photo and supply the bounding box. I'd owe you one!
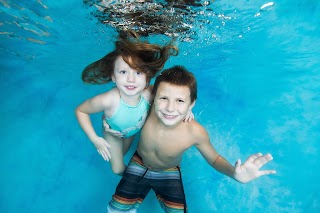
[1,0,319,212]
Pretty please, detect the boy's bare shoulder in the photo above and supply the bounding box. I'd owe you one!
[187,120,209,143]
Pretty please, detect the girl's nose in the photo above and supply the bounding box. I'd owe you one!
[127,72,135,82]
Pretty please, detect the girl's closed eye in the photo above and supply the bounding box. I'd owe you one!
[177,99,185,103]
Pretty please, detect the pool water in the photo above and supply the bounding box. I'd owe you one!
[1,0,319,212]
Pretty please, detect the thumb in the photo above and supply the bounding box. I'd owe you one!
[235,159,241,168]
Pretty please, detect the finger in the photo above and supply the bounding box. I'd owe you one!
[105,149,111,161]
[108,130,122,135]
[235,159,241,167]
[245,153,262,164]
[101,150,110,161]
[235,159,241,168]
[258,170,276,177]
[184,116,192,122]
[104,152,110,161]
[102,119,109,126]
[97,150,107,161]
[105,129,122,134]
[99,149,110,161]
[253,154,273,168]
[234,159,241,173]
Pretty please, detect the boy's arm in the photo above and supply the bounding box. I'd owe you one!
[194,128,235,178]
[195,125,276,183]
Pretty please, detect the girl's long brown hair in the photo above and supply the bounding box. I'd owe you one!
[82,31,179,84]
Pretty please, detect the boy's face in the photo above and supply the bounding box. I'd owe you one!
[154,82,195,127]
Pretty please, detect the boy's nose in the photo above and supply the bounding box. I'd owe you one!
[166,101,175,112]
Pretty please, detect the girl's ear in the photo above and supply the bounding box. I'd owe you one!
[111,76,116,83]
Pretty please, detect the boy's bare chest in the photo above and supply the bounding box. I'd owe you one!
[143,126,192,156]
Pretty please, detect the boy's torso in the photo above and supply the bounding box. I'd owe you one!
[137,110,198,170]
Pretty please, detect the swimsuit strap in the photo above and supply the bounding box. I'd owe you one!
[118,88,143,108]
[120,95,143,108]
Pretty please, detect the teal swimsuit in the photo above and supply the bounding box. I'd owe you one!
[105,96,150,138]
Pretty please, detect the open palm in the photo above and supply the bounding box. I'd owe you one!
[234,153,276,183]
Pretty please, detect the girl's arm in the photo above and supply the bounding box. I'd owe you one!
[142,85,154,104]
[75,90,119,161]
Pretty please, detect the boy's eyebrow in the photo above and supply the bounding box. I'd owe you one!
[157,93,167,96]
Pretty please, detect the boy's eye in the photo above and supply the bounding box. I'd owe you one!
[178,99,185,103]
[160,97,167,100]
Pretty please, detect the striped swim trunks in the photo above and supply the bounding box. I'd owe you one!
[107,151,187,213]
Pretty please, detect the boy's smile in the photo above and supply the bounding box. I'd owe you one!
[154,82,194,127]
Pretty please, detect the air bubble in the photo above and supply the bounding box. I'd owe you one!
[260,2,275,11]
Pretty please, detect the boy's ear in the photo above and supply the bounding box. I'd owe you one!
[189,100,196,110]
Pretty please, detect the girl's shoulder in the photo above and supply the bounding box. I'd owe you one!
[101,87,120,97]
[99,87,121,105]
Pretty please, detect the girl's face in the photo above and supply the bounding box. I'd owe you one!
[112,56,147,99]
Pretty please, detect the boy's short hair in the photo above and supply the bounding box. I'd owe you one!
[152,66,197,103]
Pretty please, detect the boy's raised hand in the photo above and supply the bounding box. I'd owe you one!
[233,153,276,183]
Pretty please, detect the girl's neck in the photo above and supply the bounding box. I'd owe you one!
[120,94,142,106]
